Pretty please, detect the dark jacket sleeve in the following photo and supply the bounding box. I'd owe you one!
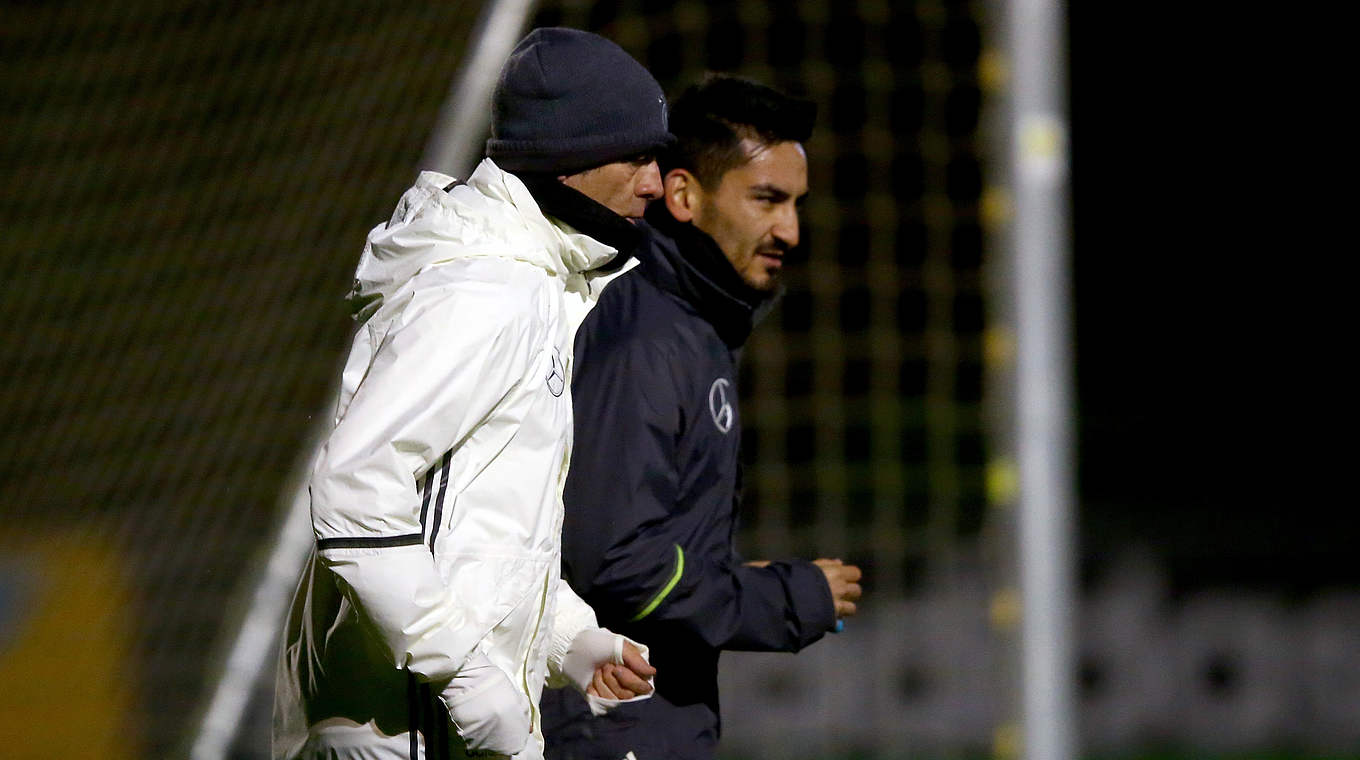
[562,330,836,654]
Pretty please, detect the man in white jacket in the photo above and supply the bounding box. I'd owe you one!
[274,28,671,760]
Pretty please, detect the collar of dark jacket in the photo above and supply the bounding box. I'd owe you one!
[640,202,781,349]
[516,173,641,273]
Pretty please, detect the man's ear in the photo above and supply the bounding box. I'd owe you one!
[663,169,701,223]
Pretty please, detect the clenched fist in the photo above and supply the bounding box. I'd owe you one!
[814,558,862,618]
[586,640,656,700]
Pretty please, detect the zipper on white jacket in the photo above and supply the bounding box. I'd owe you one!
[522,568,552,735]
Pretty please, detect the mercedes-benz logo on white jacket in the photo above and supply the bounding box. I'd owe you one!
[546,347,565,397]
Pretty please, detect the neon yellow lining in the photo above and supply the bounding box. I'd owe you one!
[630,544,684,621]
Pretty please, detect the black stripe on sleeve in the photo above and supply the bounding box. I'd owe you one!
[427,450,453,553]
[419,466,436,535]
[316,533,424,550]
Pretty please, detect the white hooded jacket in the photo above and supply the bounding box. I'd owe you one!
[275,160,641,760]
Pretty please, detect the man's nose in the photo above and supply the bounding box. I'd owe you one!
[635,161,662,200]
[772,204,799,249]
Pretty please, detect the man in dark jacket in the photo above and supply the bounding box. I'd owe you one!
[543,75,863,760]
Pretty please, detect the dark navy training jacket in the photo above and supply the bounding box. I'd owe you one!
[542,204,837,760]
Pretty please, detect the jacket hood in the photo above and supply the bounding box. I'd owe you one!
[346,158,618,320]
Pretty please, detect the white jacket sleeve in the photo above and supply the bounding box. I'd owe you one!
[546,580,600,688]
[310,279,538,684]
[546,580,655,715]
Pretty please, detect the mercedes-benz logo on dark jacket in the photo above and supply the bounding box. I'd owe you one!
[708,378,733,433]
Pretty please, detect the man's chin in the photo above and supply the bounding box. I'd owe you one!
[744,271,782,292]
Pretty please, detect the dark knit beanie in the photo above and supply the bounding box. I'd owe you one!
[486,27,673,175]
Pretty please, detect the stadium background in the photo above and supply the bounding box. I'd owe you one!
[0,1,1339,759]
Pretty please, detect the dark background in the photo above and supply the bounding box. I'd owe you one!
[0,2,1340,757]
[1067,6,1332,597]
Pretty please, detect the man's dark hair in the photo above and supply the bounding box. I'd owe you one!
[662,74,816,188]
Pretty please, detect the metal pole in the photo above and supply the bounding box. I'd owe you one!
[1007,0,1077,758]
[186,458,318,760]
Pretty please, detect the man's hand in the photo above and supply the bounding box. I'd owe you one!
[747,557,862,618]
[562,628,656,703]
[586,640,657,699]
[815,558,862,618]
[441,652,531,756]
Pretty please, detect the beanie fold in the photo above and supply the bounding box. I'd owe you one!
[487,129,674,175]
